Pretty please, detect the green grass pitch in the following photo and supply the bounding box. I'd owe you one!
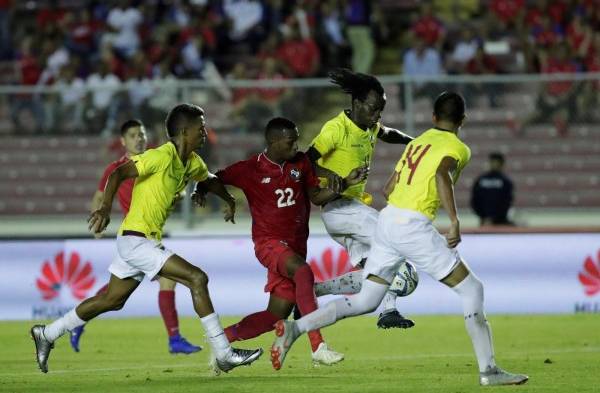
[1,315,598,393]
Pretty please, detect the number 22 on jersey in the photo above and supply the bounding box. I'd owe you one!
[275,188,296,208]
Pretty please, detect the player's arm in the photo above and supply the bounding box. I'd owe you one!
[306,146,343,185]
[377,125,413,144]
[308,166,369,206]
[383,170,400,201]
[436,156,461,248]
[90,190,104,213]
[88,161,139,234]
[192,174,236,224]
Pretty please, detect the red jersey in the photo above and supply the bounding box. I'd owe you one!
[217,152,319,254]
[98,156,134,214]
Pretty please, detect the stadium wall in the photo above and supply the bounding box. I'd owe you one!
[1,234,599,321]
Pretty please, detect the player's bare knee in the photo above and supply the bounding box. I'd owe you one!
[188,268,209,290]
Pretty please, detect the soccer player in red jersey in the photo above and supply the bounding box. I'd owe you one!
[70,119,201,355]
[193,117,367,370]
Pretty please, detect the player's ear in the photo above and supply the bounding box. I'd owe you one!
[120,137,126,148]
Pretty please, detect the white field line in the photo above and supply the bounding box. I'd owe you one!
[2,346,599,378]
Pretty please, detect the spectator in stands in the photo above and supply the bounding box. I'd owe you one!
[125,53,153,121]
[470,152,514,226]
[180,36,205,78]
[411,2,445,48]
[344,0,375,74]
[64,9,98,58]
[577,32,600,122]
[103,1,143,58]
[531,15,563,48]
[510,43,580,136]
[223,0,265,52]
[489,0,525,28]
[276,23,320,78]
[400,38,444,109]
[433,0,481,24]
[447,27,479,73]
[465,46,501,107]
[0,0,12,59]
[55,63,86,132]
[315,0,349,71]
[86,61,122,135]
[11,37,44,132]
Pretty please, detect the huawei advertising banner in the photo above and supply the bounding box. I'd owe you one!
[0,234,599,321]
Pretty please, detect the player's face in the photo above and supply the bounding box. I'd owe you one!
[279,127,299,160]
[354,90,386,130]
[186,115,207,149]
[121,126,147,155]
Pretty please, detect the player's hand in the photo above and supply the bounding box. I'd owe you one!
[446,220,461,248]
[87,207,111,235]
[345,166,369,187]
[326,174,343,194]
[191,189,208,208]
[223,201,236,224]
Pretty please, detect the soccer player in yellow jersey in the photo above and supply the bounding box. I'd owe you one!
[31,104,262,374]
[305,68,415,329]
[271,92,529,386]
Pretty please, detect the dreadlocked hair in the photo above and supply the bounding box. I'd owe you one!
[328,68,384,102]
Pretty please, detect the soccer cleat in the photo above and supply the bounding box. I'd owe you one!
[311,342,344,366]
[270,320,301,370]
[168,334,202,354]
[30,325,54,373]
[479,366,529,386]
[214,347,263,373]
[376,309,415,329]
[69,325,85,353]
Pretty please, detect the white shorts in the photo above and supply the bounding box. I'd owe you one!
[109,235,174,282]
[364,205,461,283]
[321,198,378,267]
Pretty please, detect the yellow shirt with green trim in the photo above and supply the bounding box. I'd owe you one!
[119,142,209,240]
[311,110,379,203]
[387,128,471,221]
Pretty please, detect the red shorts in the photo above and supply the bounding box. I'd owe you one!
[254,239,306,303]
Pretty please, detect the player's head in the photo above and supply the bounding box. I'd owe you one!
[120,119,147,156]
[329,68,386,130]
[433,91,466,129]
[488,152,505,171]
[265,117,299,161]
[165,103,207,149]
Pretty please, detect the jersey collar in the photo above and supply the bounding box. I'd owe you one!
[258,152,285,173]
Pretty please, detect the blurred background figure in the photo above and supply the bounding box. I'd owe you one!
[470,152,514,226]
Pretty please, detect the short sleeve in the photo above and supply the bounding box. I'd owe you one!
[216,160,247,189]
[189,154,209,182]
[131,148,169,177]
[97,163,116,191]
[302,155,320,188]
[311,120,341,157]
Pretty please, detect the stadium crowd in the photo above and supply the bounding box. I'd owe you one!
[0,0,599,134]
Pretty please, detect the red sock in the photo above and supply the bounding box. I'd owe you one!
[95,283,109,296]
[158,290,179,337]
[225,310,279,342]
[293,264,323,352]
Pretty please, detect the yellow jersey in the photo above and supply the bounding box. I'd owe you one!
[119,142,209,240]
[387,128,471,221]
[311,110,379,202]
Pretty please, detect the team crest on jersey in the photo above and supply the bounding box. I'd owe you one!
[290,168,301,181]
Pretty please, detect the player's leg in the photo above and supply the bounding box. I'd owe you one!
[158,254,262,371]
[442,261,528,385]
[226,295,294,343]
[69,280,110,352]
[318,200,413,329]
[31,274,140,373]
[157,277,201,354]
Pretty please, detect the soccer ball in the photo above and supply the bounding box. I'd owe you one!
[388,262,419,297]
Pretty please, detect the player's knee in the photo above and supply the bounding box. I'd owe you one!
[189,268,209,290]
[293,263,314,280]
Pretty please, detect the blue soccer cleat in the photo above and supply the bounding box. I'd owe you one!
[69,325,85,353]
[168,334,202,354]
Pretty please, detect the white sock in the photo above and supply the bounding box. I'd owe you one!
[297,279,388,333]
[200,313,232,360]
[450,273,496,373]
[313,271,363,296]
[381,291,397,311]
[43,309,86,342]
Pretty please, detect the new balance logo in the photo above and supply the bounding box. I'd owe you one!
[261,177,271,184]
